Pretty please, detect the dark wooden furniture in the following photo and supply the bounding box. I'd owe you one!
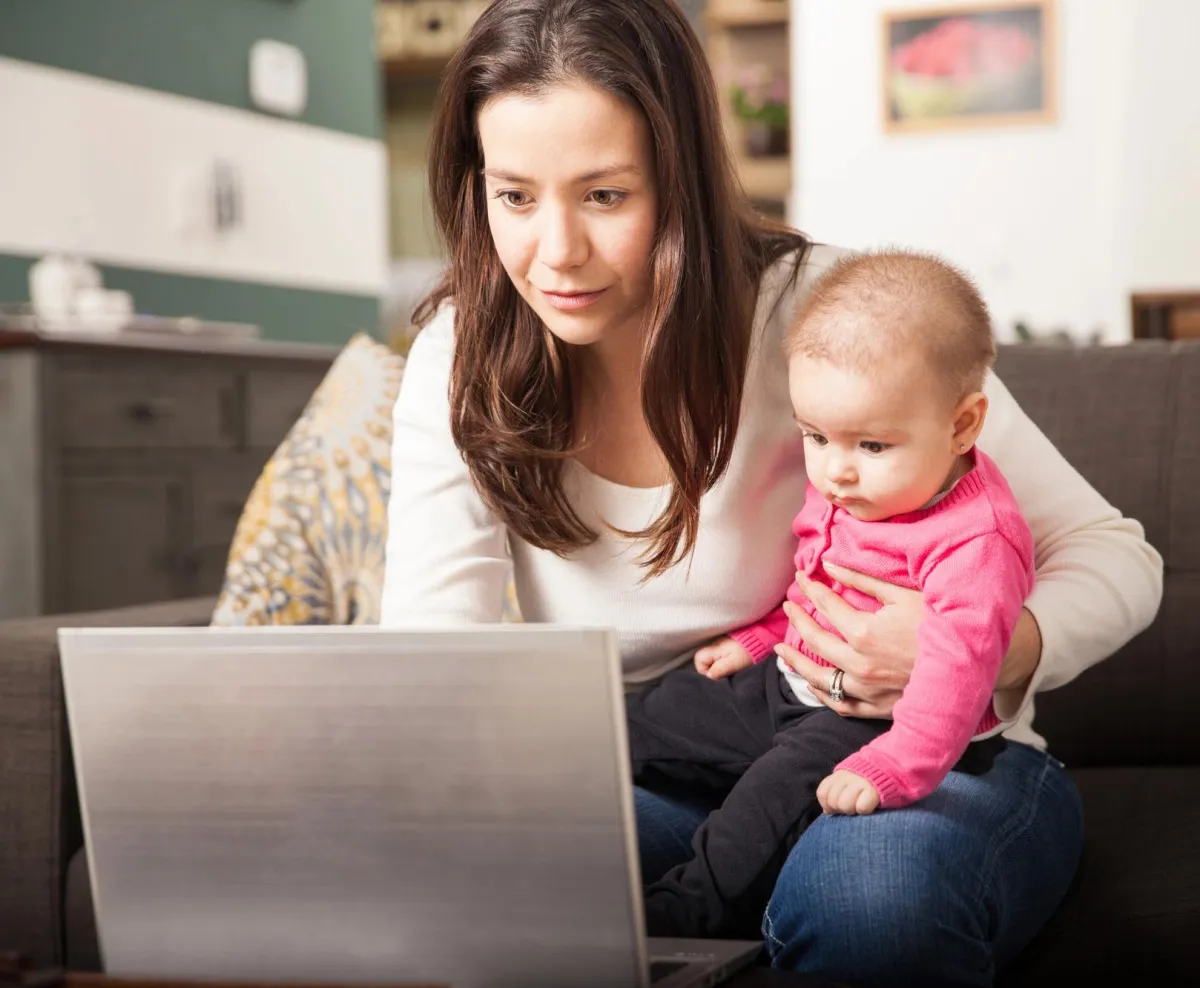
[0,962,838,987]
[0,960,843,988]
[1131,291,1200,340]
[0,328,337,620]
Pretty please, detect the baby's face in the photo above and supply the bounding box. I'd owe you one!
[788,353,962,522]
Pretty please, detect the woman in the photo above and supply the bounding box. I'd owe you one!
[380,1,1162,984]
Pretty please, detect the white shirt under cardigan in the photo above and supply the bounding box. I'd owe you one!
[381,244,1163,750]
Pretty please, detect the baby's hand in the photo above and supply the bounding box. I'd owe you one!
[694,637,755,680]
[817,770,881,815]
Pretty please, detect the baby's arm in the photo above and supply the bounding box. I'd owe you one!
[832,532,1033,809]
[694,607,791,679]
[729,606,792,663]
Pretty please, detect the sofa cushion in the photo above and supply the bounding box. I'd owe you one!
[994,341,1200,767]
[999,766,1200,986]
[211,332,521,628]
[65,846,99,972]
[211,334,404,626]
[211,331,403,624]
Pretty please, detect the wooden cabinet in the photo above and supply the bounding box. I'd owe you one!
[1132,292,1200,340]
[0,329,337,619]
[58,474,185,612]
[55,359,239,450]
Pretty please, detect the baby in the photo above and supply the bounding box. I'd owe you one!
[627,249,1035,940]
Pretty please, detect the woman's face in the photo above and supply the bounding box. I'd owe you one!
[478,82,659,352]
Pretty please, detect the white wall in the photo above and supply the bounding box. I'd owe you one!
[0,57,387,296]
[1117,0,1200,290]
[790,0,1200,342]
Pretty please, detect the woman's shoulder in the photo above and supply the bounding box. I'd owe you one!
[413,300,457,348]
[403,302,457,373]
[801,242,853,282]
[756,242,852,343]
[763,242,852,298]
[394,302,457,413]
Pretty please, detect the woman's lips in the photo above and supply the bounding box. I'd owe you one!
[540,288,608,311]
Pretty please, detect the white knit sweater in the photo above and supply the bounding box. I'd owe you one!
[381,245,1163,748]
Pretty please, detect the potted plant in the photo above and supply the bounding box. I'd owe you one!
[730,64,789,158]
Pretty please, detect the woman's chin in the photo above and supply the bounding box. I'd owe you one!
[536,308,610,348]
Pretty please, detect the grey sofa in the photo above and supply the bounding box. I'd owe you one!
[0,596,215,965]
[1,342,1197,984]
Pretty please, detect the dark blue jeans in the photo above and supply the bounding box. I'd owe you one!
[635,740,1083,987]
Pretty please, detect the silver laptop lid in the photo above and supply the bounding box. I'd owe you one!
[60,625,651,987]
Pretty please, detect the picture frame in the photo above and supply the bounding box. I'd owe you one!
[882,0,1057,133]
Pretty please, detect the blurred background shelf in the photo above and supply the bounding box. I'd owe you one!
[708,0,790,29]
[706,0,792,212]
[382,54,450,78]
[736,155,791,200]
[376,0,486,78]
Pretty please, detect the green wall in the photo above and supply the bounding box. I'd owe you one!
[0,0,380,139]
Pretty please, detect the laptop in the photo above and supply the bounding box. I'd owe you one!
[59,625,761,988]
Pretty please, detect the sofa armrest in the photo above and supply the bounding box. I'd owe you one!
[0,597,216,965]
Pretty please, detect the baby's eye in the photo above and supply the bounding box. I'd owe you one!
[804,432,828,447]
[860,441,889,454]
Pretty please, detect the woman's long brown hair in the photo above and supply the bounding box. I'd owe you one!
[414,0,810,578]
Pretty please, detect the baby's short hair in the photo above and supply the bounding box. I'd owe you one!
[787,249,996,402]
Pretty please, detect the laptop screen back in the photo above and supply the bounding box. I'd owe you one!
[61,625,648,988]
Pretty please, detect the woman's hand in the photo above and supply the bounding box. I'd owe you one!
[773,562,922,719]
[775,561,1044,719]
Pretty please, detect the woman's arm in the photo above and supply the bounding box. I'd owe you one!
[380,306,511,626]
[980,370,1163,719]
[995,609,1042,690]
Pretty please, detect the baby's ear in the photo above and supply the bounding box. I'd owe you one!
[952,392,988,451]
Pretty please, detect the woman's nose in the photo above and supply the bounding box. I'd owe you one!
[537,203,588,271]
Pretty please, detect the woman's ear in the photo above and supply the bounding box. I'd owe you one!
[952,392,988,453]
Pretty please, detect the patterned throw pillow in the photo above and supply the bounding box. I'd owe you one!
[211,334,402,625]
[211,332,521,626]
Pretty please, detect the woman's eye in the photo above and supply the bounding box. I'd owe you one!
[495,190,531,208]
[860,441,888,454]
[589,189,625,207]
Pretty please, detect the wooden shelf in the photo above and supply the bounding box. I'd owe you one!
[708,0,790,28]
[1131,291,1200,340]
[382,55,449,79]
[736,155,791,200]
[706,2,792,208]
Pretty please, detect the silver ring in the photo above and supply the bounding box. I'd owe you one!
[827,668,846,703]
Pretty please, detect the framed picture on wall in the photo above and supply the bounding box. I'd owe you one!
[882,0,1057,133]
